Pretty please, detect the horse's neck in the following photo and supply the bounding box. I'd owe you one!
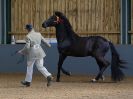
[55,24,79,42]
[55,24,67,41]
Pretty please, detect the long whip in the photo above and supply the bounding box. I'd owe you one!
[11,50,25,64]
[46,28,51,44]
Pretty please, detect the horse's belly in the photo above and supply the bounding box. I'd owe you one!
[66,49,89,57]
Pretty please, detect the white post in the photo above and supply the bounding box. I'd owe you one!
[11,35,15,44]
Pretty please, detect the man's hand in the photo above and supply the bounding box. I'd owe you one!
[48,44,51,48]
[18,50,23,54]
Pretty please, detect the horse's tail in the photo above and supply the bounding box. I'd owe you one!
[109,42,126,81]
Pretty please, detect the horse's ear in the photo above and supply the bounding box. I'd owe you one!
[54,11,63,17]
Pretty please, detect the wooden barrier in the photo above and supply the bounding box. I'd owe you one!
[11,0,120,44]
[9,31,120,44]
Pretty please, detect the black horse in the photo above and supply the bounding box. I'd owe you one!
[42,11,126,82]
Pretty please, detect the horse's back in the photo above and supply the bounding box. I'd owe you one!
[86,36,109,56]
[68,36,109,57]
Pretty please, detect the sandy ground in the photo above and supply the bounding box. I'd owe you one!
[0,73,133,99]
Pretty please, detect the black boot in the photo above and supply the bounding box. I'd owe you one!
[47,76,53,87]
[21,81,30,87]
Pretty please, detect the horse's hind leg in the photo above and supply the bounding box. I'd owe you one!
[97,61,105,81]
[92,56,110,82]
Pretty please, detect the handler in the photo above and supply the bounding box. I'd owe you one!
[18,24,53,87]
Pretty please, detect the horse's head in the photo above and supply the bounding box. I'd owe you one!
[42,11,64,28]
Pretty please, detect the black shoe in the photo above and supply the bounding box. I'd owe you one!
[47,76,53,87]
[21,81,30,87]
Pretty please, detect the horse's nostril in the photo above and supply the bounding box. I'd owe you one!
[42,23,46,28]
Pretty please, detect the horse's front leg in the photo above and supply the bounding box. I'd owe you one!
[56,54,66,82]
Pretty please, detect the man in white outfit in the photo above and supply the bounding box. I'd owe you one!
[18,24,53,87]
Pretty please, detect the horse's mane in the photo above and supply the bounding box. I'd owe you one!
[55,11,79,39]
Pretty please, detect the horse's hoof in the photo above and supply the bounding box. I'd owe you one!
[91,79,97,83]
[56,79,60,82]
[100,76,105,81]
[65,72,71,76]
[68,72,71,76]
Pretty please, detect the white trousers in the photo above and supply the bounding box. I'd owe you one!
[25,58,51,82]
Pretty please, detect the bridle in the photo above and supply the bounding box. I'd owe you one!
[54,16,64,24]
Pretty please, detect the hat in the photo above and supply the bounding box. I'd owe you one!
[25,24,33,30]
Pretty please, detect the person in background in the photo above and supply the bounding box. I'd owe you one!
[18,24,53,87]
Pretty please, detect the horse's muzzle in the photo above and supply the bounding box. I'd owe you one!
[42,22,47,28]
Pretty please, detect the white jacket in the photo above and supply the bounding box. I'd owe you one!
[20,29,51,60]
